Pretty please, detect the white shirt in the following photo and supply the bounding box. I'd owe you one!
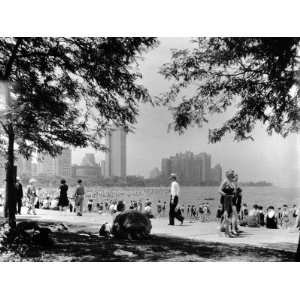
[170,181,180,197]
[144,205,152,214]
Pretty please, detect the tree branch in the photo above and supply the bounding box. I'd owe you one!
[0,120,9,134]
[4,38,23,80]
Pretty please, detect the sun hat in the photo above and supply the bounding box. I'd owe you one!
[29,178,36,184]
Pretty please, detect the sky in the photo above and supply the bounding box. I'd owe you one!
[73,38,300,188]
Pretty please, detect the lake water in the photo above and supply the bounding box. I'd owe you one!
[2,185,299,215]
[83,185,300,214]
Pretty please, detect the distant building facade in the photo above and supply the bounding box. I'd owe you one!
[16,155,32,179]
[149,167,160,179]
[72,165,101,180]
[161,151,221,185]
[81,153,96,166]
[55,148,72,178]
[37,148,72,178]
[104,127,126,178]
[210,164,222,184]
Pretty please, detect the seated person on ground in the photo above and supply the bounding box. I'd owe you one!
[247,204,260,227]
[265,206,278,229]
[144,201,154,218]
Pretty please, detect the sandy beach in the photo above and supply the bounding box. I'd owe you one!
[0,207,298,261]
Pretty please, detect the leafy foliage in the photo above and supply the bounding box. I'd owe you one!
[0,37,158,158]
[160,38,300,142]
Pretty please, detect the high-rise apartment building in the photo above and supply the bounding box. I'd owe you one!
[55,148,72,178]
[104,127,126,178]
[161,151,220,185]
[210,164,222,184]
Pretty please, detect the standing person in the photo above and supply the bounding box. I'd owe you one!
[74,179,85,216]
[27,179,37,215]
[168,173,184,226]
[281,205,290,229]
[219,170,236,237]
[138,199,143,212]
[232,174,241,233]
[162,201,166,216]
[58,179,69,211]
[15,177,23,215]
[187,205,190,218]
[157,200,162,217]
[87,199,93,212]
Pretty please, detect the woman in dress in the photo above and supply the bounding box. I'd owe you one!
[219,170,236,237]
[58,179,69,211]
[27,179,37,215]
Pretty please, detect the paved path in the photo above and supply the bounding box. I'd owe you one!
[1,207,299,253]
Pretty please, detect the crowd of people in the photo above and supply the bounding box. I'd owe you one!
[1,172,299,238]
[217,169,300,238]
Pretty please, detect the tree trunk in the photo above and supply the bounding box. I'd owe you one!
[296,232,300,261]
[3,127,16,228]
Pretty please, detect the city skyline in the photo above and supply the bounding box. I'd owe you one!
[71,38,299,188]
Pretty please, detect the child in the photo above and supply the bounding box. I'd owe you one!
[187,205,190,217]
[157,200,162,217]
[191,205,197,221]
[88,199,93,212]
[240,203,248,221]
[281,205,290,229]
[198,204,204,222]
[162,201,166,216]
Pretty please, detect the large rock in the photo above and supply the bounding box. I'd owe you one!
[111,210,152,240]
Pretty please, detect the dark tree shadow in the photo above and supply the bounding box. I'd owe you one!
[39,230,295,262]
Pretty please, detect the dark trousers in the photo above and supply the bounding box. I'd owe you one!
[169,195,184,225]
[16,197,22,214]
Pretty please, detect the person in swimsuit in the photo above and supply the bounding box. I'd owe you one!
[219,170,236,237]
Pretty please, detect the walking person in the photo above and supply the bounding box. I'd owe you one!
[74,179,85,216]
[26,179,37,215]
[58,179,69,211]
[15,176,23,215]
[168,173,184,226]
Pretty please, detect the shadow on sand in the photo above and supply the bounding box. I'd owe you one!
[39,230,295,262]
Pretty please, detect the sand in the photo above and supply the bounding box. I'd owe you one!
[0,207,298,261]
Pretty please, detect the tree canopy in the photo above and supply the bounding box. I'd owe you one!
[160,38,300,142]
[0,37,158,158]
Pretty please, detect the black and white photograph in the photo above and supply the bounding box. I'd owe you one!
[0,3,299,267]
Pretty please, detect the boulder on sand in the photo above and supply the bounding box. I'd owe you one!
[111,210,152,240]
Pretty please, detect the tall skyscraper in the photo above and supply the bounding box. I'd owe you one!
[55,148,72,178]
[105,127,126,178]
[161,158,171,179]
